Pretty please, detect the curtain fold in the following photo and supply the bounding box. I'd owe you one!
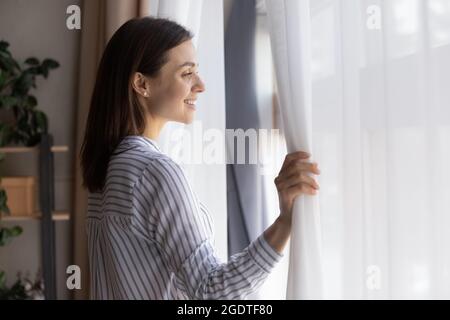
[224,0,269,256]
[265,0,324,299]
[73,0,148,300]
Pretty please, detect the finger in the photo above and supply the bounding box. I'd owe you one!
[280,161,320,179]
[280,172,319,190]
[290,183,317,196]
[281,151,310,170]
[287,172,319,190]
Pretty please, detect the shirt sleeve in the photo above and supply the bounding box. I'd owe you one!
[131,157,283,300]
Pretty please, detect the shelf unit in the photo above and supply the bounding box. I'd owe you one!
[1,212,70,221]
[0,134,68,300]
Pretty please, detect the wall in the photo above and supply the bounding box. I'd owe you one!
[0,0,80,299]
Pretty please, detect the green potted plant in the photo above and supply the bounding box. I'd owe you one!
[0,40,59,146]
[0,39,59,299]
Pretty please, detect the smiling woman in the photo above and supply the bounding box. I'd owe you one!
[79,16,319,300]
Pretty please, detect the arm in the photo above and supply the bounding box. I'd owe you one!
[132,157,283,300]
[263,216,292,254]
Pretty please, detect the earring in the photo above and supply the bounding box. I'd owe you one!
[144,92,148,97]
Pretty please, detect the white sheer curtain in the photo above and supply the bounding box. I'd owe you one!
[148,0,228,260]
[265,0,324,299]
[265,0,450,299]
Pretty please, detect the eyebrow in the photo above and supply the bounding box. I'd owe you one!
[178,62,199,69]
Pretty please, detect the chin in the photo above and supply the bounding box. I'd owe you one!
[182,117,194,124]
[172,114,194,124]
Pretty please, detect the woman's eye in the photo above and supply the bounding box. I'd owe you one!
[183,71,199,78]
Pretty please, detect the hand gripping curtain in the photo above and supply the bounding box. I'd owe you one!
[265,0,324,299]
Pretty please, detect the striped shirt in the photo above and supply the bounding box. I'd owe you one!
[86,135,283,300]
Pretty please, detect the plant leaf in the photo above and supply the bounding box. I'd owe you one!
[0,189,10,215]
[0,69,6,88]
[41,67,48,78]
[24,66,40,75]
[42,58,59,70]
[0,95,19,109]
[0,270,5,287]
[0,225,22,247]
[26,95,37,108]
[34,110,48,133]
[0,124,12,147]
[9,226,23,237]
[0,40,9,51]
[24,57,39,66]
[12,72,34,96]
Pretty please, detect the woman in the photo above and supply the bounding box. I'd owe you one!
[80,17,320,300]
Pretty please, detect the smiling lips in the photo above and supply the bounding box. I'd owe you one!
[184,99,196,110]
[184,99,196,105]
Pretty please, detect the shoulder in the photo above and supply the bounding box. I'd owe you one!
[137,156,189,191]
[131,156,198,220]
[111,142,164,165]
[106,142,168,193]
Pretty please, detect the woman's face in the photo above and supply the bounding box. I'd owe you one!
[145,39,205,124]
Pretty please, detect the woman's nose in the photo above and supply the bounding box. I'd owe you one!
[193,75,205,93]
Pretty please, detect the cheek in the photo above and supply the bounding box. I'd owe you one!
[150,79,192,117]
[169,78,192,100]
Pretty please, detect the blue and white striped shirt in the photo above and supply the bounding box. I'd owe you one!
[86,135,283,300]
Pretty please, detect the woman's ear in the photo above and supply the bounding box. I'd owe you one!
[132,72,150,97]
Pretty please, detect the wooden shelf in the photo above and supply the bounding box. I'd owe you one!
[0,211,70,221]
[0,145,69,154]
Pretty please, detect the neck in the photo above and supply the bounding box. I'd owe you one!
[143,114,167,140]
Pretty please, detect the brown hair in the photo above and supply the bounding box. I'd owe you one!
[80,17,193,193]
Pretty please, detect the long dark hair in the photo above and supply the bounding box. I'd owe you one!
[80,17,193,193]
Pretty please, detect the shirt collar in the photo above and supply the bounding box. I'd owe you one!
[120,135,162,153]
